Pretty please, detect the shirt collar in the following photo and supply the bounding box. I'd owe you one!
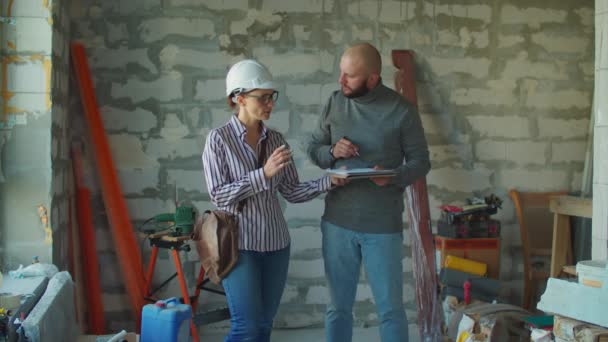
[229,114,268,140]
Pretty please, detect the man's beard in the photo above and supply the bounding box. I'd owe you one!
[342,84,369,98]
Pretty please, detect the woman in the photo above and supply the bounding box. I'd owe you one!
[202,59,343,342]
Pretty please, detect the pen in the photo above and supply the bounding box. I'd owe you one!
[343,136,360,157]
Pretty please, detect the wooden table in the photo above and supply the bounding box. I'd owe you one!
[549,195,593,278]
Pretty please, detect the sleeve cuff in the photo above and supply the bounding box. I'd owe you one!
[319,175,332,192]
[250,168,269,193]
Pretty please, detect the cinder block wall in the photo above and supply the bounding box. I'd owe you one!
[68,0,594,332]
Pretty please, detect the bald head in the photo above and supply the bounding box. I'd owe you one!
[338,43,382,98]
[342,43,382,75]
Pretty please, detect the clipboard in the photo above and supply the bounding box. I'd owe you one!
[326,168,397,179]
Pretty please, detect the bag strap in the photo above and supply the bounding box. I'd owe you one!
[236,137,268,212]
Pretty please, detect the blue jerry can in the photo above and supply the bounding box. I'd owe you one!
[141,297,192,342]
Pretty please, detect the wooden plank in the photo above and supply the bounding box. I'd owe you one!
[549,196,592,218]
[551,213,571,278]
[562,265,576,276]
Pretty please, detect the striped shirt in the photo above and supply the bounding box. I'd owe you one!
[202,115,332,252]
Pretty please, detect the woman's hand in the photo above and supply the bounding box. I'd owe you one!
[330,176,348,187]
[263,145,292,179]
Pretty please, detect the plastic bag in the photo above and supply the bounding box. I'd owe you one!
[8,263,58,279]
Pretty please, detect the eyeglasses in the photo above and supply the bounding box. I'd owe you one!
[243,91,279,105]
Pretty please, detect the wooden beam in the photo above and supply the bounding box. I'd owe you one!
[549,195,592,218]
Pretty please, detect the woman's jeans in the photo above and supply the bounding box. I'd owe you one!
[221,245,290,342]
[322,220,408,342]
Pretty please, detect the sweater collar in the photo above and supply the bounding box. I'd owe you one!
[352,80,384,104]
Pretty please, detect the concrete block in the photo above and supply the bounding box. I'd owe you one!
[139,17,214,42]
[159,45,235,72]
[2,18,52,54]
[266,109,290,134]
[293,25,312,42]
[531,31,590,54]
[423,3,491,23]
[450,79,517,106]
[281,285,299,303]
[166,169,206,194]
[262,0,333,13]
[210,108,232,129]
[501,5,567,28]
[526,89,591,110]
[475,140,546,164]
[355,284,373,302]
[498,169,568,191]
[284,198,325,222]
[551,141,586,163]
[126,198,174,221]
[166,0,248,10]
[117,168,159,194]
[111,71,183,103]
[592,183,608,241]
[100,106,158,133]
[112,0,162,15]
[106,22,129,44]
[253,49,323,77]
[498,34,525,48]
[574,7,593,29]
[538,278,608,327]
[503,52,567,80]
[288,259,325,279]
[538,118,589,139]
[286,84,321,106]
[305,285,329,304]
[1,0,51,17]
[6,57,49,93]
[352,25,373,41]
[428,57,490,79]
[324,28,345,45]
[429,144,473,163]
[596,70,608,126]
[298,112,320,135]
[467,116,530,139]
[594,126,608,184]
[108,134,159,169]
[160,113,190,140]
[290,226,321,254]
[194,79,226,102]
[89,47,157,74]
[145,138,202,160]
[427,167,492,193]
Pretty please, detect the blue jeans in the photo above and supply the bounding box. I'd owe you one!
[221,245,290,342]
[322,220,408,342]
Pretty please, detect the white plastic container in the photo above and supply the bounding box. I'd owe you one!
[576,259,608,289]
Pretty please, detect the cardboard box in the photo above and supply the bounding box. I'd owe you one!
[434,236,501,279]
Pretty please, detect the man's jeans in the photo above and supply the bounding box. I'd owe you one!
[322,220,408,342]
[221,245,290,342]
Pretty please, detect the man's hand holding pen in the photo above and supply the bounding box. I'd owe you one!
[331,136,360,159]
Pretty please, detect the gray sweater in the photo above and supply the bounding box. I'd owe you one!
[307,83,431,233]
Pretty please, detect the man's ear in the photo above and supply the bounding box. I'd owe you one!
[367,73,380,89]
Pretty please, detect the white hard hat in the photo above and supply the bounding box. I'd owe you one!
[225,59,278,97]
